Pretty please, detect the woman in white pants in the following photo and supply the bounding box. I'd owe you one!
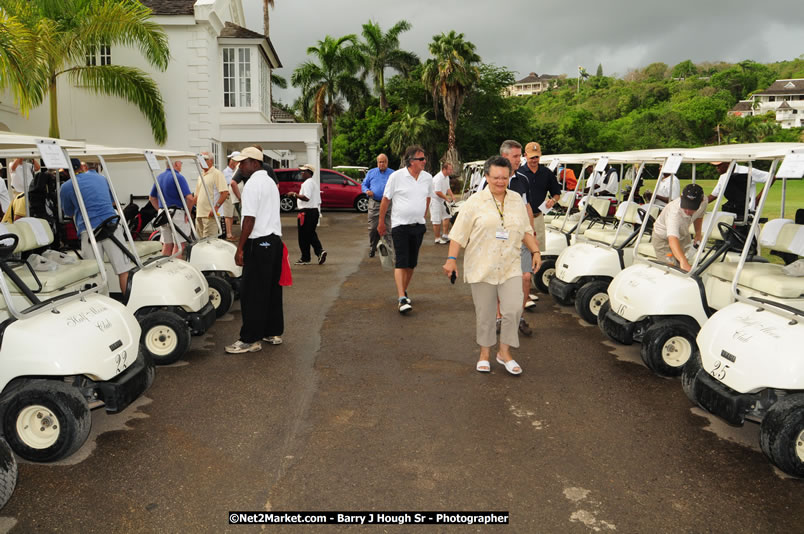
[443,156,541,375]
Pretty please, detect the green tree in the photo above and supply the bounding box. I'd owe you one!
[291,35,368,167]
[422,30,481,167]
[596,63,603,77]
[671,60,697,79]
[0,0,170,143]
[0,10,43,114]
[358,19,419,110]
[385,105,436,159]
[643,62,668,81]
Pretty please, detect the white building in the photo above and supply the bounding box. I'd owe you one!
[728,78,804,129]
[0,0,322,202]
[505,72,560,97]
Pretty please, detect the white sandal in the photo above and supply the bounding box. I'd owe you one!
[496,354,522,375]
[476,360,491,373]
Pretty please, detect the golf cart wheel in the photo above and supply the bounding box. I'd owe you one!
[533,258,556,294]
[640,320,698,377]
[140,311,191,366]
[1,381,91,463]
[575,280,610,325]
[0,438,17,510]
[206,275,234,318]
[681,350,703,406]
[355,194,369,213]
[597,299,611,336]
[279,195,295,213]
[760,394,804,478]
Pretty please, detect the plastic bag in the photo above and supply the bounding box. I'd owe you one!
[378,236,395,271]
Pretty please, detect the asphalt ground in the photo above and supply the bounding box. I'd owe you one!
[0,211,802,533]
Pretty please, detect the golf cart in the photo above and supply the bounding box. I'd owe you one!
[683,147,804,477]
[532,154,620,293]
[598,143,800,377]
[0,133,153,463]
[548,149,678,323]
[142,151,242,316]
[63,146,217,365]
[0,438,16,509]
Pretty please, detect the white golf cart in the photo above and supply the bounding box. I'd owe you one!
[0,133,153,463]
[599,143,800,377]
[548,149,679,323]
[682,147,804,477]
[532,154,620,293]
[0,437,16,509]
[64,146,218,364]
[142,150,242,316]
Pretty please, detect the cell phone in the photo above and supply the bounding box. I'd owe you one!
[450,271,456,284]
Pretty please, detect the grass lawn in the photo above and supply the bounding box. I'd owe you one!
[641,178,804,220]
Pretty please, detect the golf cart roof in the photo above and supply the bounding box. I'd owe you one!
[679,142,804,162]
[0,132,85,151]
[68,145,197,163]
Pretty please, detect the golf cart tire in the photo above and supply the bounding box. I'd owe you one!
[640,320,698,377]
[355,194,369,213]
[1,380,91,463]
[140,311,191,366]
[760,394,804,478]
[681,350,703,406]
[575,280,610,325]
[0,438,17,510]
[279,195,295,213]
[534,258,556,294]
[206,275,234,318]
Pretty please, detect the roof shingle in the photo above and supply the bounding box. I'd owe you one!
[754,79,804,96]
[140,0,196,16]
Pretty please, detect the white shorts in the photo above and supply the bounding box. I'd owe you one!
[81,227,134,275]
[160,209,192,245]
[220,196,234,218]
[430,199,449,223]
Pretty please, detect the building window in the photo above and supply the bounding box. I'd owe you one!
[222,47,252,108]
[769,96,776,102]
[211,141,220,168]
[86,44,111,66]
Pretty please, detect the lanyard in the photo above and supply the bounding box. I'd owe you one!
[493,196,505,226]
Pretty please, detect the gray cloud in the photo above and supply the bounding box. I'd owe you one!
[244,0,804,104]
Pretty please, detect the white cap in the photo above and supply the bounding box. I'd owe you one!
[227,151,240,159]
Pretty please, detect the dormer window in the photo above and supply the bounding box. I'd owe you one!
[223,47,252,108]
[784,81,795,89]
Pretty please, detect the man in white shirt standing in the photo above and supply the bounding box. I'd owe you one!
[225,147,285,354]
[430,161,455,244]
[289,163,327,265]
[378,145,434,314]
[645,171,680,208]
[221,152,239,240]
[708,162,770,218]
[9,158,40,197]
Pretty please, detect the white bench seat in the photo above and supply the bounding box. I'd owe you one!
[707,262,804,299]
[10,260,100,294]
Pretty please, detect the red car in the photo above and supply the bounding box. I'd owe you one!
[276,168,368,213]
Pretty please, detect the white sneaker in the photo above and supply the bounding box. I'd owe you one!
[225,340,262,353]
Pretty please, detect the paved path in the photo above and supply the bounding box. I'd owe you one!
[1,212,801,533]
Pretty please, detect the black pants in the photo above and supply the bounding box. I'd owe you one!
[297,208,323,261]
[239,234,283,343]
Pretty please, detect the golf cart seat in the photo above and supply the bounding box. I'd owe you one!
[0,218,100,294]
[133,240,161,259]
[583,202,661,247]
[706,222,804,299]
[549,197,611,231]
[693,212,736,241]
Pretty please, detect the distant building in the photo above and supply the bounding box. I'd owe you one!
[505,72,559,97]
[729,79,803,129]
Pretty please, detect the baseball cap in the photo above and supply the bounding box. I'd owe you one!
[680,184,704,210]
[70,158,81,171]
[227,151,240,159]
[524,142,542,158]
[232,147,263,162]
[299,164,315,172]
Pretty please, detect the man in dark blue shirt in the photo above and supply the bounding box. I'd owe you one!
[60,160,133,291]
[362,153,395,257]
[148,160,195,257]
[509,142,561,252]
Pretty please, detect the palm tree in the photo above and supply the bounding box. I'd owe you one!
[0,0,170,143]
[358,20,418,110]
[421,31,480,168]
[385,105,435,158]
[291,35,368,167]
[263,0,274,36]
[0,10,43,114]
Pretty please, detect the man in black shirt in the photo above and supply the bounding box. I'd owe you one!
[509,142,561,252]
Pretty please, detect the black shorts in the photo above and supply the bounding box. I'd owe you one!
[391,223,426,269]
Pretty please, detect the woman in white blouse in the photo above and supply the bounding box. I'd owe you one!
[443,156,542,375]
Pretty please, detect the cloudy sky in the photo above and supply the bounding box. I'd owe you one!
[244,0,804,105]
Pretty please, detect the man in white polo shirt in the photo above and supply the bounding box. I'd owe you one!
[225,146,285,354]
[378,145,434,314]
[430,161,455,244]
[289,163,327,265]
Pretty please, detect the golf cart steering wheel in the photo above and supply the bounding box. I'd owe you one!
[0,234,19,260]
[93,215,121,241]
[717,222,746,248]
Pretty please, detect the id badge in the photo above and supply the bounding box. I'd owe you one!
[495,227,509,240]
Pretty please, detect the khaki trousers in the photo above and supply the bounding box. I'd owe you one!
[470,276,524,348]
[534,214,546,249]
[195,216,219,239]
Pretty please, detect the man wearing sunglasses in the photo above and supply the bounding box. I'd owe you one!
[378,145,434,314]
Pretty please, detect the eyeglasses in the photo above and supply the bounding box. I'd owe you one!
[410,157,427,161]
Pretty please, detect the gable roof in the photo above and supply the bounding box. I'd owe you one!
[514,72,559,85]
[140,0,196,15]
[777,100,793,110]
[754,79,804,96]
[731,100,753,112]
[218,22,282,68]
[271,107,296,123]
